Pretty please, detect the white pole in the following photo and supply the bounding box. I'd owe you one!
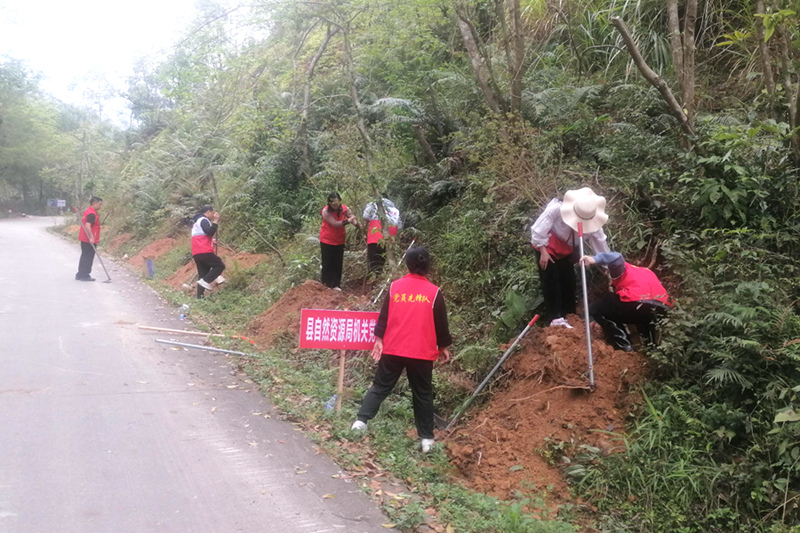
[578,222,595,389]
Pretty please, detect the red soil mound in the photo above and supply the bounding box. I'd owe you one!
[446,316,649,503]
[248,280,359,346]
[107,233,133,252]
[164,249,270,290]
[128,238,179,268]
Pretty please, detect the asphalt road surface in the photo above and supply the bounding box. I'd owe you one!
[0,216,395,533]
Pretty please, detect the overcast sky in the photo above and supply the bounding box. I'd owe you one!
[0,0,201,125]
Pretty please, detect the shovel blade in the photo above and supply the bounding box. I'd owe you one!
[434,413,450,430]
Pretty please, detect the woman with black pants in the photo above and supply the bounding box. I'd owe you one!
[351,247,452,453]
[319,192,358,289]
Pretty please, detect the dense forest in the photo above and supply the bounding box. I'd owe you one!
[2,0,800,531]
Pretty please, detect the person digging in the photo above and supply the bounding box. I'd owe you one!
[191,204,226,298]
[579,251,672,352]
[351,247,452,453]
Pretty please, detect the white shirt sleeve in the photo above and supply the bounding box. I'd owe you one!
[530,199,561,248]
[585,227,610,253]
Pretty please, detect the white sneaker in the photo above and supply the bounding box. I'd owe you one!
[197,279,213,290]
[351,420,367,431]
[333,287,342,291]
[550,317,573,329]
[421,438,435,453]
[214,275,226,285]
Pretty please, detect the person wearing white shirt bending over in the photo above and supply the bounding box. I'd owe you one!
[530,187,609,328]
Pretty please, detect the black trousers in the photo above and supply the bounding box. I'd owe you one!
[589,293,665,350]
[367,243,386,274]
[320,243,344,288]
[76,241,95,279]
[193,253,225,297]
[538,254,576,322]
[357,354,435,439]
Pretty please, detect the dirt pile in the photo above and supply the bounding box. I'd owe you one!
[248,280,361,346]
[446,316,649,503]
[128,238,179,269]
[64,225,80,234]
[165,249,270,290]
[107,233,133,252]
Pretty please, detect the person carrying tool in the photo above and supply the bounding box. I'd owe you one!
[362,196,402,275]
[351,247,452,453]
[579,252,672,351]
[191,204,226,298]
[75,196,103,281]
[530,187,609,328]
[319,192,358,290]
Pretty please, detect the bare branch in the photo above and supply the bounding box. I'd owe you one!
[610,16,695,140]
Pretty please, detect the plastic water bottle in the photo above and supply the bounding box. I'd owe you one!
[179,304,189,320]
[324,395,338,410]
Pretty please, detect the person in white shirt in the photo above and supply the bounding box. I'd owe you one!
[530,187,610,328]
[362,197,402,274]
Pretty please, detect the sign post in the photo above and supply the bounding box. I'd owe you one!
[299,309,380,412]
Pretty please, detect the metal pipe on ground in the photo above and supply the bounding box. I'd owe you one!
[443,314,540,431]
[155,339,256,358]
[140,325,257,345]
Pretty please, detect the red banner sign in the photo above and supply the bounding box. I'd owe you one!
[299,309,380,350]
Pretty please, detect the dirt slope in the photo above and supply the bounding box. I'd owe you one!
[446,316,649,503]
[247,280,365,346]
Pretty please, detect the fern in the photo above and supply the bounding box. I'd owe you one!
[705,367,754,389]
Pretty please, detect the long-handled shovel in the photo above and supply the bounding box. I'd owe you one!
[73,207,112,283]
[443,314,540,430]
[577,222,595,389]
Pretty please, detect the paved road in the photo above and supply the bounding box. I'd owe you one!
[0,217,393,533]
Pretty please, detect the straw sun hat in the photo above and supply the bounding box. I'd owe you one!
[560,187,608,234]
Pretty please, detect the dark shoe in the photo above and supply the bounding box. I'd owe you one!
[80,276,96,282]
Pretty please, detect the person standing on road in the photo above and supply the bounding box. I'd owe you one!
[362,197,402,275]
[580,251,672,351]
[319,192,358,290]
[75,196,103,282]
[351,247,452,453]
[530,187,610,328]
[191,205,226,299]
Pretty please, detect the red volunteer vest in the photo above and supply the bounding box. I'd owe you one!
[366,220,399,245]
[78,207,100,243]
[381,274,441,361]
[191,216,215,255]
[612,263,671,306]
[319,205,349,245]
[545,233,573,260]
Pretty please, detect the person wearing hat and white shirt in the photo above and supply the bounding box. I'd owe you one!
[579,252,672,351]
[362,197,403,274]
[530,187,610,328]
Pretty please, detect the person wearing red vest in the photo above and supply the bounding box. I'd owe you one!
[351,247,452,453]
[192,204,226,298]
[580,252,672,351]
[75,196,103,281]
[530,188,610,329]
[362,198,402,274]
[319,192,358,289]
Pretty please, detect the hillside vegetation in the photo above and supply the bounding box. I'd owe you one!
[3,0,800,531]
